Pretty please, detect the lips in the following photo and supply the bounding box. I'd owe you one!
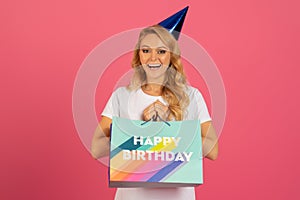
[147,64,161,69]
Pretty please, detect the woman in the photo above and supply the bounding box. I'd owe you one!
[91,25,218,200]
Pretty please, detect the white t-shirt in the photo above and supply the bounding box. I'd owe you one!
[102,86,211,200]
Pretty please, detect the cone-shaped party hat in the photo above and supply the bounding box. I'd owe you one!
[158,6,189,40]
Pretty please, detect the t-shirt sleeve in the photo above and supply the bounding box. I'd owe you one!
[194,89,211,123]
[101,89,120,119]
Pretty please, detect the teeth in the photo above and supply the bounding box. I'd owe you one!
[148,64,161,68]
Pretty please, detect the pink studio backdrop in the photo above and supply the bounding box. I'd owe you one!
[1,0,299,200]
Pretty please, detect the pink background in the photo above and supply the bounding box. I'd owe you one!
[1,0,299,199]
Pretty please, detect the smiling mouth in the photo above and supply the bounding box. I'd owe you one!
[147,64,161,69]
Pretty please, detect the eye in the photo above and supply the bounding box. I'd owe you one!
[157,50,167,54]
[141,49,150,53]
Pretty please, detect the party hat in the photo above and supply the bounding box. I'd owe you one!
[158,6,189,40]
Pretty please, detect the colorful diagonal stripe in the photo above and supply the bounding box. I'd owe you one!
[110,137,142,158]
[147,159,184,182]
[110,140,178,181]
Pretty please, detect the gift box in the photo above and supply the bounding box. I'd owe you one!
[109,117,203,188]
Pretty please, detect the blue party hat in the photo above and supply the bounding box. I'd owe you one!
[158,6,189,40]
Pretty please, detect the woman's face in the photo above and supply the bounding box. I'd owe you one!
[139,33,171,84]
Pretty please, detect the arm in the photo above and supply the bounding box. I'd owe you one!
[90,116,112,159]
[201,121,218,160]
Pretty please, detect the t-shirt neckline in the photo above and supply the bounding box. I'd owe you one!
[139,87,162,98]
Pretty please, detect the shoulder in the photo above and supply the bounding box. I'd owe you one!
[185,85,203,99]
[112,86,131,95]
[185,86,208,108]
[184,85,211,121]
[110,86,139,102]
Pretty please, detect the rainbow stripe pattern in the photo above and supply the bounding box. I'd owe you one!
[109,117,203,188]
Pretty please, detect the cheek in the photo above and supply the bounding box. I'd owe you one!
[139,54,148,64]
[161,54,171,64]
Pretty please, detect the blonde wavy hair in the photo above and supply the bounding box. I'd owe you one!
[128,25,189,120]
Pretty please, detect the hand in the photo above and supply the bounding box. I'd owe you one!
[143,100,170,121]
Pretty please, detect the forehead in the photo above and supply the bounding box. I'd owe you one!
[140,34,168,49]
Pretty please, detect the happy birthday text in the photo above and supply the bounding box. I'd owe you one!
[122,136,194,162]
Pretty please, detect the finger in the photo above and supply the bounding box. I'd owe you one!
[156,110,168,121]
[154,102,169,113]
[144,103,156,113]
[154,100,168,108]
[143,109,156,121]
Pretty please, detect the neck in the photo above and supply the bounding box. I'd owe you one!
[142,83,164,96]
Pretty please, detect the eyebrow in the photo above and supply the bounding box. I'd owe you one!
[140,45,168,50]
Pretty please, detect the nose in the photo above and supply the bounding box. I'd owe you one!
[150,51,158,61]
